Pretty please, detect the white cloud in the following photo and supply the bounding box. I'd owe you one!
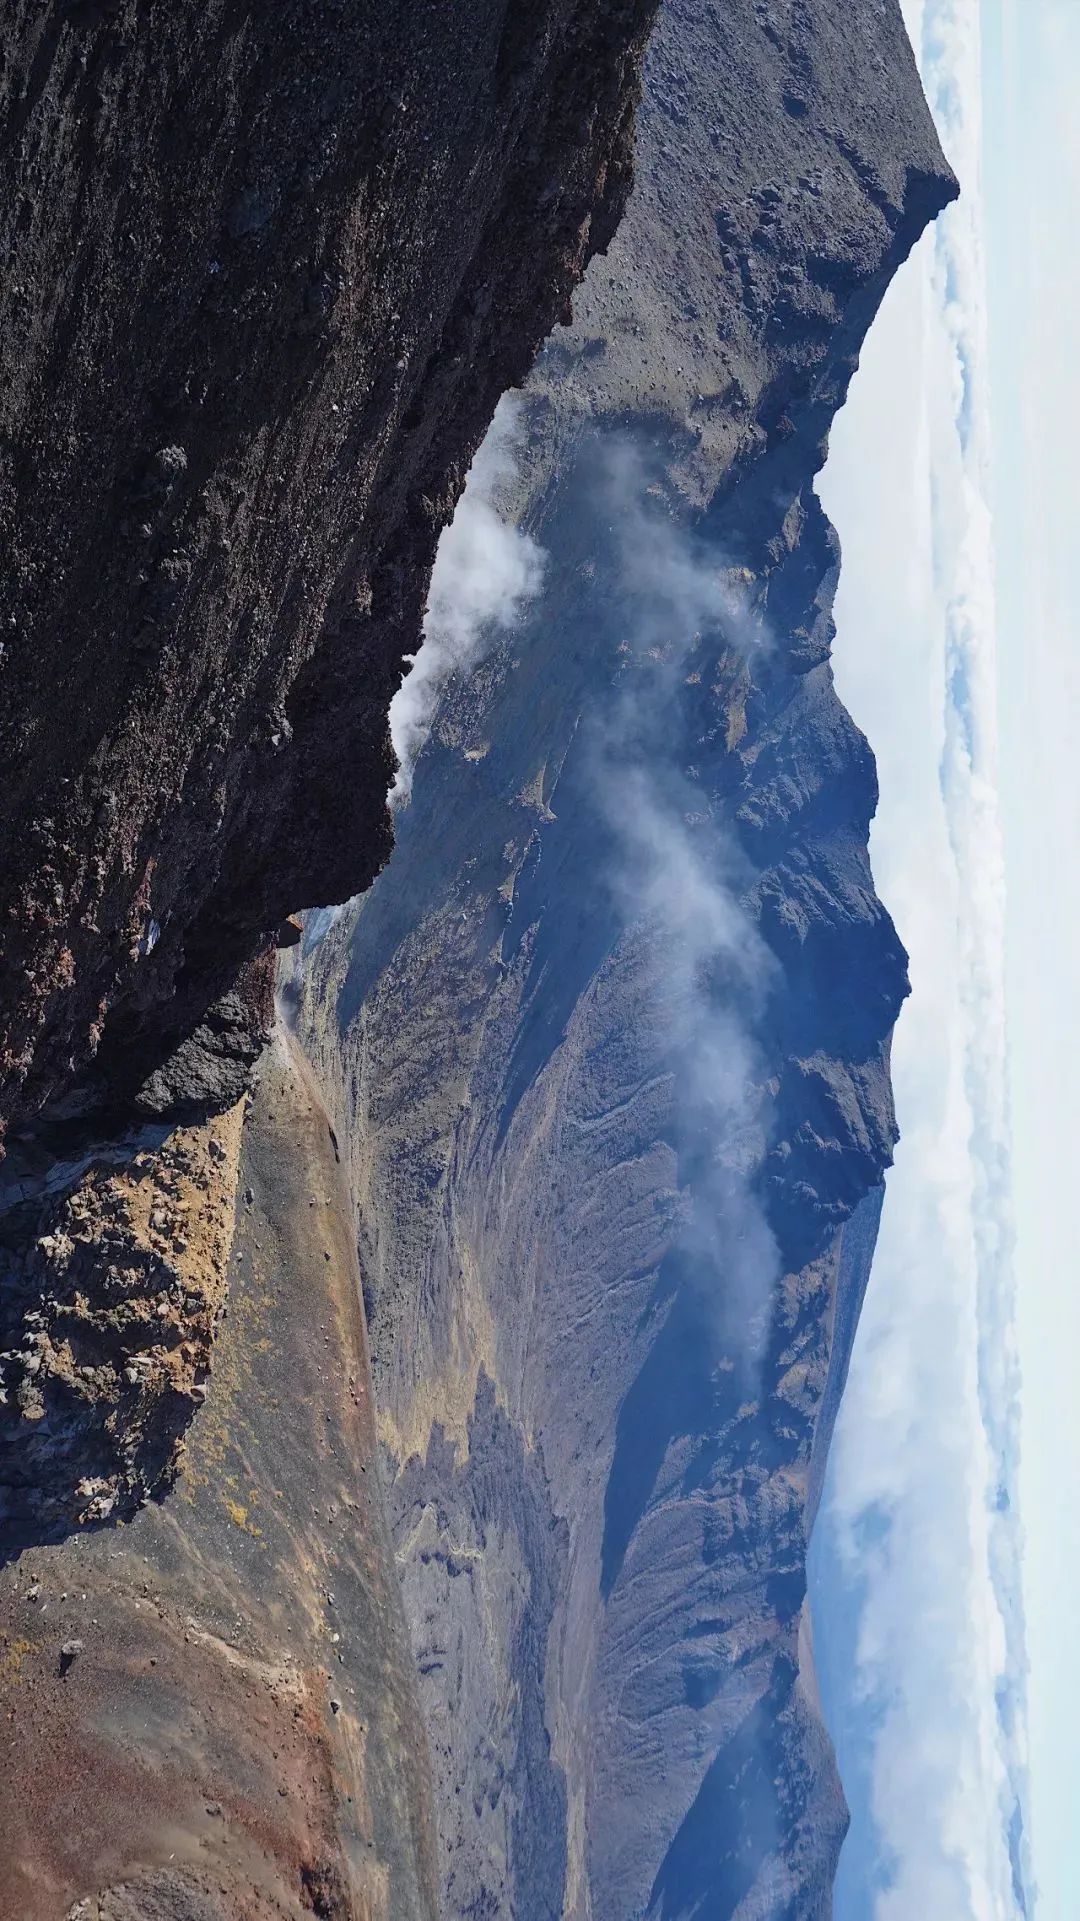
[811,1,1030,1914]
[388,395,545,802]
[988,8,1080,1913]
[604,761,780,1369]
[592,453,781,1373]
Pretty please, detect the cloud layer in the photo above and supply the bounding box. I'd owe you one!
[809,2,1030,1914]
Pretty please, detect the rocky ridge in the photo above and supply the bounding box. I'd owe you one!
[301,2,957,1914]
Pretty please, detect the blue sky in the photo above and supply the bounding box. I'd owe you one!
[809,1,1078,1914]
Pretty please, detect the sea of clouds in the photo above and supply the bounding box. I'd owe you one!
[809,1,1031,1914]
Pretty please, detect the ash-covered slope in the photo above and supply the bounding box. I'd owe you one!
[0,1036,439,1919]
[0,0,654,1142]
[302,3,956,1916]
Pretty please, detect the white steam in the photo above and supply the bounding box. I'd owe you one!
[608,766,779,1365]
[389,396,545,802]
[599,454,779,1368]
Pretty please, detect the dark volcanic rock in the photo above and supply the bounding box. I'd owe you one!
[302,2,956,1915]
[0,0,655,1141]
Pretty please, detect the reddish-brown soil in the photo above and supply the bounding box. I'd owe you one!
[0,1035,437,1919]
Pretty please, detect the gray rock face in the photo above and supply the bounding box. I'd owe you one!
[303,2,956,1915]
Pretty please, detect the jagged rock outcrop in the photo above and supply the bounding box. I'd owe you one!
[301,2,956,1914]
[0,0,655,1142]
[0,1096,244,1543]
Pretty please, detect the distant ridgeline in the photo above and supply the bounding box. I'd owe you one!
[301,0,957,1915]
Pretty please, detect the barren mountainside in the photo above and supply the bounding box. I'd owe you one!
[301,1,956,1915]
[0,0,957,1916]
